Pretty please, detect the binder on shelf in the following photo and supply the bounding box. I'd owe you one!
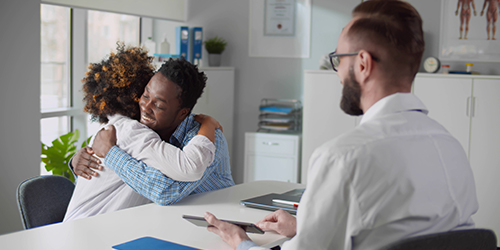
[176,26,189,60]
[190,27,203,65]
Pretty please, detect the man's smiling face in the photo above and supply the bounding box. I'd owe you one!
[139,72,188,140]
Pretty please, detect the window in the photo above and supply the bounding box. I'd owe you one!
[40,4,141,174]
[86,10,140,136]
[87,10,140,64]
[40,4,71,146]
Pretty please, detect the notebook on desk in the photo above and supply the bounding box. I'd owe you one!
[240,189,305,215]
[112,236,199,250]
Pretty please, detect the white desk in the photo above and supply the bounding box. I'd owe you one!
[0,181,304,250]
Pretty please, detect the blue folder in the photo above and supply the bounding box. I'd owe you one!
[112,236,200,250]
[190,27,203,65]
[176,26,189,60]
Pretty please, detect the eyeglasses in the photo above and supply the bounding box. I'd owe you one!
[329,50,380,72]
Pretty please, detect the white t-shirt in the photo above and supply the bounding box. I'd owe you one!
[246,93,478,250]
[64,114,215,221]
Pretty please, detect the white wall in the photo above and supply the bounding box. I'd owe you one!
[0,0,41,234]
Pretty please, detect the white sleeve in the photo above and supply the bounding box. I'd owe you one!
[280,146,358,250]
[113,116,215,182]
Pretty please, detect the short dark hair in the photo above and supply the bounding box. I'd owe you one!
[82,43,155,123]
[157,58,207,111]
[350,0,424,78]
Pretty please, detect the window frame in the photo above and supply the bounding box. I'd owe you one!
[40,5,146,147]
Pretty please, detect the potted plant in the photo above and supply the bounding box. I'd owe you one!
[41,129,91,183]
[204,36,227,67]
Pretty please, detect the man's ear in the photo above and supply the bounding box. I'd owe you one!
[356,50,374,83]
[177,107,190,121]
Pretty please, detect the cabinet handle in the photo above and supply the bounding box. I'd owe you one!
[472,97,476,117]
[263,141,280,146]
[466,97,470,117]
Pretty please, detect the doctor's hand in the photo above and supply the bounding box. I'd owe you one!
[93,125,117,158]
[72,147,102,179]
[204,212,251,250]
[256,209,297,238]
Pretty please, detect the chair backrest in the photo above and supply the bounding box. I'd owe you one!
[16,175,75,229]
[379,229,498,250]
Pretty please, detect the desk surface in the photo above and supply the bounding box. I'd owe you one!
[0,180,305,250]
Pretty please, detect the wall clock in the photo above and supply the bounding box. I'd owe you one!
[423,57,441,73]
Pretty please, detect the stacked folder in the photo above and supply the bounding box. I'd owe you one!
[258,99,302,133]
[240,188,305,215]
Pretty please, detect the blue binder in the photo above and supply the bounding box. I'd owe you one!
[176,26,189,60]
[190,27,203,65]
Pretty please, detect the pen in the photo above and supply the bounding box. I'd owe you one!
[272,199,299,207]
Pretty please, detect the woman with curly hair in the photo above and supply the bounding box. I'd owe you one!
[64,43,221,221]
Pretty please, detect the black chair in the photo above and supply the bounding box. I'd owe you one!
[379,229,497,250]
[17,175,75,229]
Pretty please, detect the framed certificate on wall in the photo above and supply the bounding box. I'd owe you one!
[264,0,296,36]
[249,0,311,58]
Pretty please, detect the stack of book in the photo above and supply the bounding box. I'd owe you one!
[258,99,302,133]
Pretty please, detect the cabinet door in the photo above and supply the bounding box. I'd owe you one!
[302,71,356,183]
[468,79,500,234]
[244,132,300,183]
[192,68,235,164]
[413,76,472,156]
[246,155,297,183]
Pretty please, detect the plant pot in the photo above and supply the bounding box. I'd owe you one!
[208,54,222,67]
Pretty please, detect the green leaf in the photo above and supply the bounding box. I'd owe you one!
[44,163,54,171]
[52,137,64,148]
[70,129,80,143]
[81,136,92,148]
[40,129,81,183]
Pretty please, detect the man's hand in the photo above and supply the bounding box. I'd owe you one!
[204,212,251,249]
[72,147,102,179]
[256,209,297,238]
[93,125,117,158]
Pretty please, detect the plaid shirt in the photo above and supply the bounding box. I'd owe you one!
[104,114,235,205]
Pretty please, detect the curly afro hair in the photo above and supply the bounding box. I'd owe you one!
[82,43,155,123]
[157,58,207,111]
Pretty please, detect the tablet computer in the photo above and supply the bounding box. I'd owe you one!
[182,215,264,234]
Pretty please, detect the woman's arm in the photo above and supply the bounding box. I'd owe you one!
[194,114,223,143]
[113,114,219,182]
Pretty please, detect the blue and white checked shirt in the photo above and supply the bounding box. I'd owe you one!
[104,114,235,205]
